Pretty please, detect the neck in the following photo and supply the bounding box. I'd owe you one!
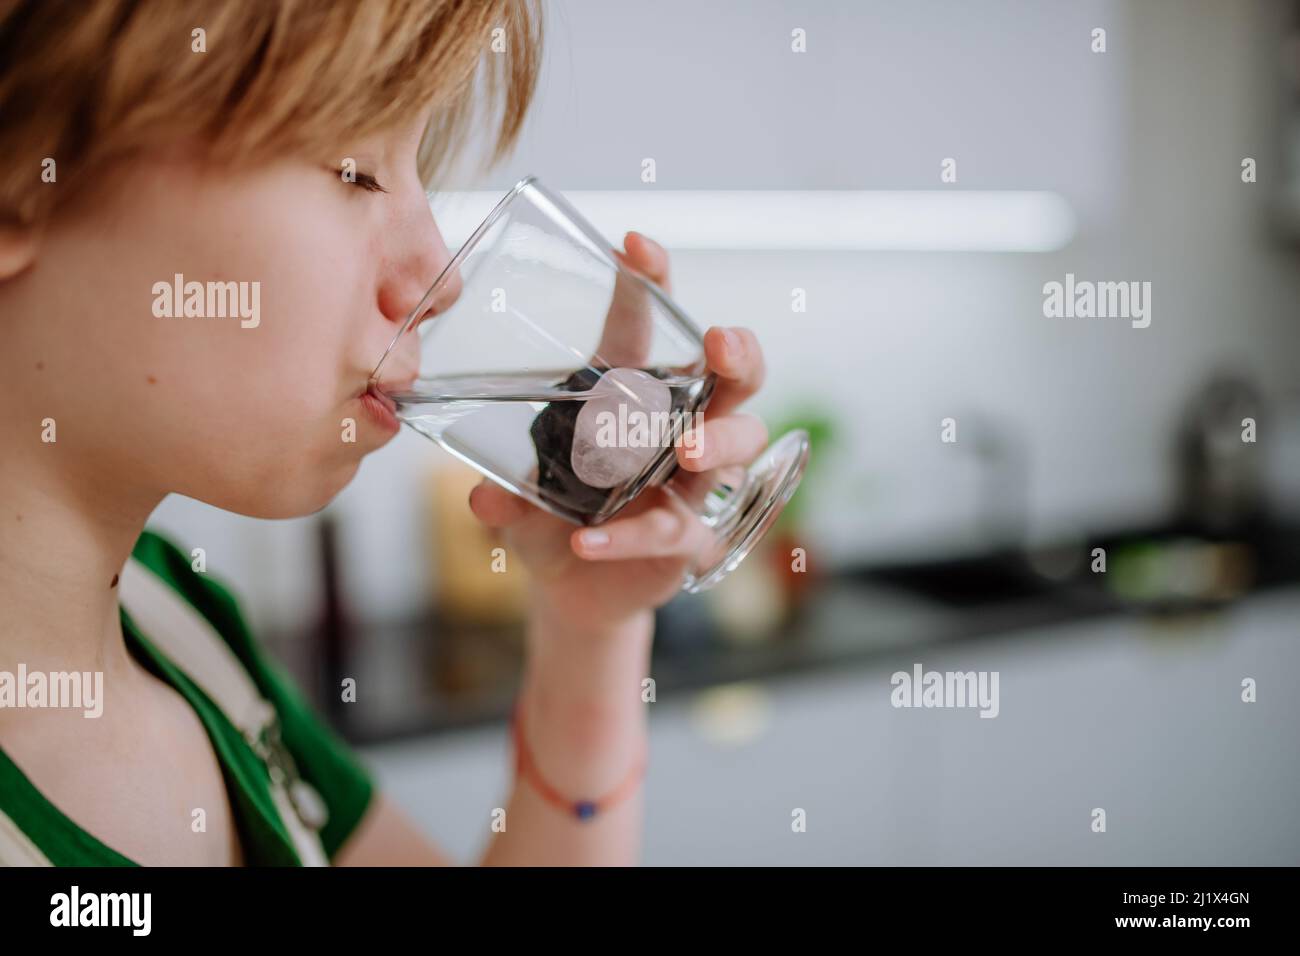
[0,440,163,676]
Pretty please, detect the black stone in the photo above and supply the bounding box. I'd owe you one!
[529,366,611,518]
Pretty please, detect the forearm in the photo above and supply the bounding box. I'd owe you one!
[479,595,653,866]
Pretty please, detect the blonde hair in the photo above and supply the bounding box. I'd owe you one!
[0,0,543,225]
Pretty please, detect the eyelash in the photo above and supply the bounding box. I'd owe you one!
[336,168,388,193]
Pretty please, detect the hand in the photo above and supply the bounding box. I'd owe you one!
[467,231,768,627]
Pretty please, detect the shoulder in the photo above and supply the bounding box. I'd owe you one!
[127,528,377,860]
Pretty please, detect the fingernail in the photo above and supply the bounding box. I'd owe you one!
[722,327,742,356]
[581,529,609,550]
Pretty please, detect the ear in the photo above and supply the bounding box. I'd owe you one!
[0,221,39,279]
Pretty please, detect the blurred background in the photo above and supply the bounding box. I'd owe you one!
[147,0,1300,863]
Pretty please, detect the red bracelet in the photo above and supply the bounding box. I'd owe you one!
[509,699,646,821]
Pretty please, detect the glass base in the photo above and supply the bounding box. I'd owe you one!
[679,429,811,593]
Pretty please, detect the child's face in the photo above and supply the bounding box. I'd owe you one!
[6,117,456,518]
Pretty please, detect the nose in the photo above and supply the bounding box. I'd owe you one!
[377,210,463,331]
[373,201,464,380]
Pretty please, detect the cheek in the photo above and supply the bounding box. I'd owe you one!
[155,298,372,512]
[160,281,376,516]
[48,159,378,513]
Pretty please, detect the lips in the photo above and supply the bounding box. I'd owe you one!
[360,381,402,432]
[367,381,399,413]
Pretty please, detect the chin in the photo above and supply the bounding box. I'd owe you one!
[196,460,361,519]
[290,463,361,517]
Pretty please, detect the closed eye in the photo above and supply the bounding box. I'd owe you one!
[333,167,388,193]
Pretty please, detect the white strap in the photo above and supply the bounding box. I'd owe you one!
[0,807,53,867]
[118,557,329,867]
[119,559,276,737]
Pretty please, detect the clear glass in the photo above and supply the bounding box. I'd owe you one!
[370,176,809,592]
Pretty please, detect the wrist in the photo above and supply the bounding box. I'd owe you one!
[519,593,653,755]
[525,583,655,652]
[508,695,647,822]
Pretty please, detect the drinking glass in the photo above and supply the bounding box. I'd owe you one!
[369,176,809,592]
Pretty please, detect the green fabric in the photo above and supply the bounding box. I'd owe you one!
[0,529,374,866]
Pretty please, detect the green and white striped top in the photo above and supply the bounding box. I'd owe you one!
[0,530,374,866]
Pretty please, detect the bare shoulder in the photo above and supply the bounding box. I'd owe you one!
[0,662,242,866]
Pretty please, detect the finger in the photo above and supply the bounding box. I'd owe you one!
[594,233,670,368]
[468,478,534,528]
[703,326,764,414]
[570,494,708,561]
[701,325,766,419]
[617,231,671,293]
[675,412,768,472]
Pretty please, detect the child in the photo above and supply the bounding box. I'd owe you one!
[0,0,770,865]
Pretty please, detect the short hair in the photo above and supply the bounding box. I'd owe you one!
[0,0,544,224]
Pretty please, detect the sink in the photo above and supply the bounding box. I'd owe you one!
[855,551,1064,609]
